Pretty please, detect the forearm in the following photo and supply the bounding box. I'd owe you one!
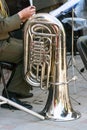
[0,5,36,34]
[0,14,22,33]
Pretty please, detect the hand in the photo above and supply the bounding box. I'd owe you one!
[18,6,36,22]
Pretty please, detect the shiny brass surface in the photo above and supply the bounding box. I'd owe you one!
[24,13,81,121]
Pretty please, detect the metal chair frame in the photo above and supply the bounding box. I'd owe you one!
[0,61,44,120]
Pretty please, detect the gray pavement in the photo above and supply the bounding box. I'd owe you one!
[0,55,87,130]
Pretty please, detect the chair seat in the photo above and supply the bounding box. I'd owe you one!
[0,61,16,70]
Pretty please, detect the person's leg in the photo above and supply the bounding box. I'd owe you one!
[0,37,32,95]
[77,35,87,69]
[0,37,33,109]
[7,63,32,96]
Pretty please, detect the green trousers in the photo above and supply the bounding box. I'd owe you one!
[0,37,31,95]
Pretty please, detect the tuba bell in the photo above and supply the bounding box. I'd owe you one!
[24,13,81,121]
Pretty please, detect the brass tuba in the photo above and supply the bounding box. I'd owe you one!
[24,13,80,121]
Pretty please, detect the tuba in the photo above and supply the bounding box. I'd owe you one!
[24,13,80,121]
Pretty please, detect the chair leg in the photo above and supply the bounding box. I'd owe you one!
[0,66,10,99]
[0,63,16,98]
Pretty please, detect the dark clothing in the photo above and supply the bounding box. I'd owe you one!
[0,14,21,40]
[33,0,66,12]
[0,1,31,95]
[5,0,30,15]
[76,0,87,69]
[5,0,30,39]
[77,36,87,69]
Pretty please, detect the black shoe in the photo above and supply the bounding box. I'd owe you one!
[1,97,33,110]
[1,91,33,110]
